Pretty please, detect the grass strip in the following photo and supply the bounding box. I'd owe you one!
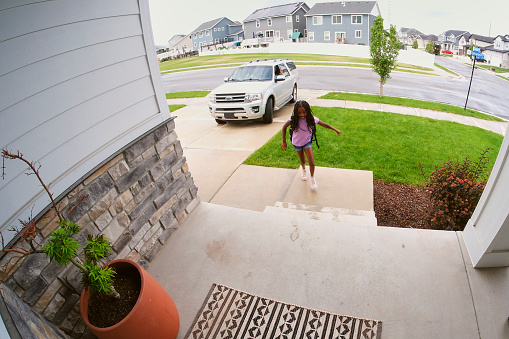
[244,107,502,186]
[319,92,504,122]
[434,63,460,76]
[166,91,210,99]
[159,53,433,72]
[169,104,186,112]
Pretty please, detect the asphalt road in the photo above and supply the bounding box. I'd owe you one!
[161,56,509,119]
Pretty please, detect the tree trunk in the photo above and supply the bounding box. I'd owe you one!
[379,81,383,98]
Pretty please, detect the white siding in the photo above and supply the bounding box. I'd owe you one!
[0,0,170,242]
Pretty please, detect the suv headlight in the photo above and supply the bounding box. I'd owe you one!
[245,93,263,103]
[208,93,216,103]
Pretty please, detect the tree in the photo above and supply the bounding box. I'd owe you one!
[370,16,400,97]
[425,40,435,54]
[412,39,419,49]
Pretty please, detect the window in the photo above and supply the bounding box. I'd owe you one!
[287,29,292,39]
[267,18,272,26]
[194,42,197,47]
[214,28,217,32]
[266,30,274,37]
[275,31,280,38]
[215,38,219,43]
[324,31,330,41]
[256,20,260,28]
[199,32,203,38]
[286,15,292,23]
[222,27,225,31]
[194,34,197,39]
[335,32,346,41]
[206,30,210,36]
[355,30,362,38]
[304,29,307,37]
[351,15,362,24]
[313,16,323,25]
[296,15,299,22]
[308,31,314,41]
[332,15,342,24]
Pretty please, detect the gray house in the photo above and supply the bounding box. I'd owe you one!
[244,2,310,42]
[190,17,243,51]
[437,30,469,53]
[305,1,381,45]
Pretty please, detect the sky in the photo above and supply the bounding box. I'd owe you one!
[148,0,508,46]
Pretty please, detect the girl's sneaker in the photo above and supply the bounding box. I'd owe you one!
[310,176,317,190]
[301,167,307,181]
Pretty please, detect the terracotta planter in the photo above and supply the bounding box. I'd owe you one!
[79,259,179,339]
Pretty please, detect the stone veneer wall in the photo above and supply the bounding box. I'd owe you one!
[0,117,198,338]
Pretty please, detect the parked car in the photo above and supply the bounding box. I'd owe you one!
[441,50,453,54]
[208,59,299,124]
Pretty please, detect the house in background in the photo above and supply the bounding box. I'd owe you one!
[415,34,438,49]
[458,34,495,57]
[397,27,423,47]
[243,2,310,43]
[190,17,243,51]
[225,21,244,42]
[174,33,193,55]
[437,29,469,54]
[304,1,381,45]
[482,34,509,68]
[168,34,185,51]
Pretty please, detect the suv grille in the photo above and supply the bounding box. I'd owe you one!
[214,93,245,103]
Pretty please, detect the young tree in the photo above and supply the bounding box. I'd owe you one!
[370,16,400,97]
[412,39,419,49]
[425,40,435,54]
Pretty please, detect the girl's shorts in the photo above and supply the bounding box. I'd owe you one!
[293,141,312,151]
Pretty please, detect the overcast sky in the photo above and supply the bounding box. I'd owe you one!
[148,0,508,46]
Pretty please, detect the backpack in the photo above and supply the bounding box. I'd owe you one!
[289,118,319,149]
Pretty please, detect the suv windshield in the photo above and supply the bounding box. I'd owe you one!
[229,65,273,82]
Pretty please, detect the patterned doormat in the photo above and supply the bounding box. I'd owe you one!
[185,284,382,339]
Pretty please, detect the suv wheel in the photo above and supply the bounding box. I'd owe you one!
[290,85,297,103]
[262,97,274,124]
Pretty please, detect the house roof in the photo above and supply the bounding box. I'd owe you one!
[417,34,438,42]
[192,17,230,34]
[468,34,495,43]
[482,45,509,54]
[305,1,378,16]
[442,30,469,37]
[495,34,509,42]
[244,2,309,22]
[226,29,244,37]
[399,27,424,36]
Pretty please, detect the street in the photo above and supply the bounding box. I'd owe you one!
[161,56,509,119]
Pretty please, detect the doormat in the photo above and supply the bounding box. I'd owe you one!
[185,283,382,339]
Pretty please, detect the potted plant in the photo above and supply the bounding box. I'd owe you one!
[1,149,179,338]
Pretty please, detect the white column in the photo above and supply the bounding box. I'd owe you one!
[463,130,509,267]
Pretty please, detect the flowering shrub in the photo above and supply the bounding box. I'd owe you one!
[419,149,491,231]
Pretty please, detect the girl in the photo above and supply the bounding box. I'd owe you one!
[281,100,342,190]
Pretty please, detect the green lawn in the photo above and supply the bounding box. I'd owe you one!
[244,107,503,186]
[319,92,504,122]
[476,64,509,73]
[168,104,185,112]
[159,53,433,73]
[434,62,460,76]
[166,91,210,99]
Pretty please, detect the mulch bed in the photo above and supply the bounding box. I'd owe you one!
[373,180,432,229]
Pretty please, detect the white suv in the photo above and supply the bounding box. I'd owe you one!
[208,59,299,124]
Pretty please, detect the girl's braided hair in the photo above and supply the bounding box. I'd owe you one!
[290,100,316,136]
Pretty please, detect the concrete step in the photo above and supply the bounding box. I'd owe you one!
[263,201,377,226]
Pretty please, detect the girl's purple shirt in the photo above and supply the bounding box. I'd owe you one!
[290,116,319,147]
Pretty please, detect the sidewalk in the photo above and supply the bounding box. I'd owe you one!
[154,90,509,338]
